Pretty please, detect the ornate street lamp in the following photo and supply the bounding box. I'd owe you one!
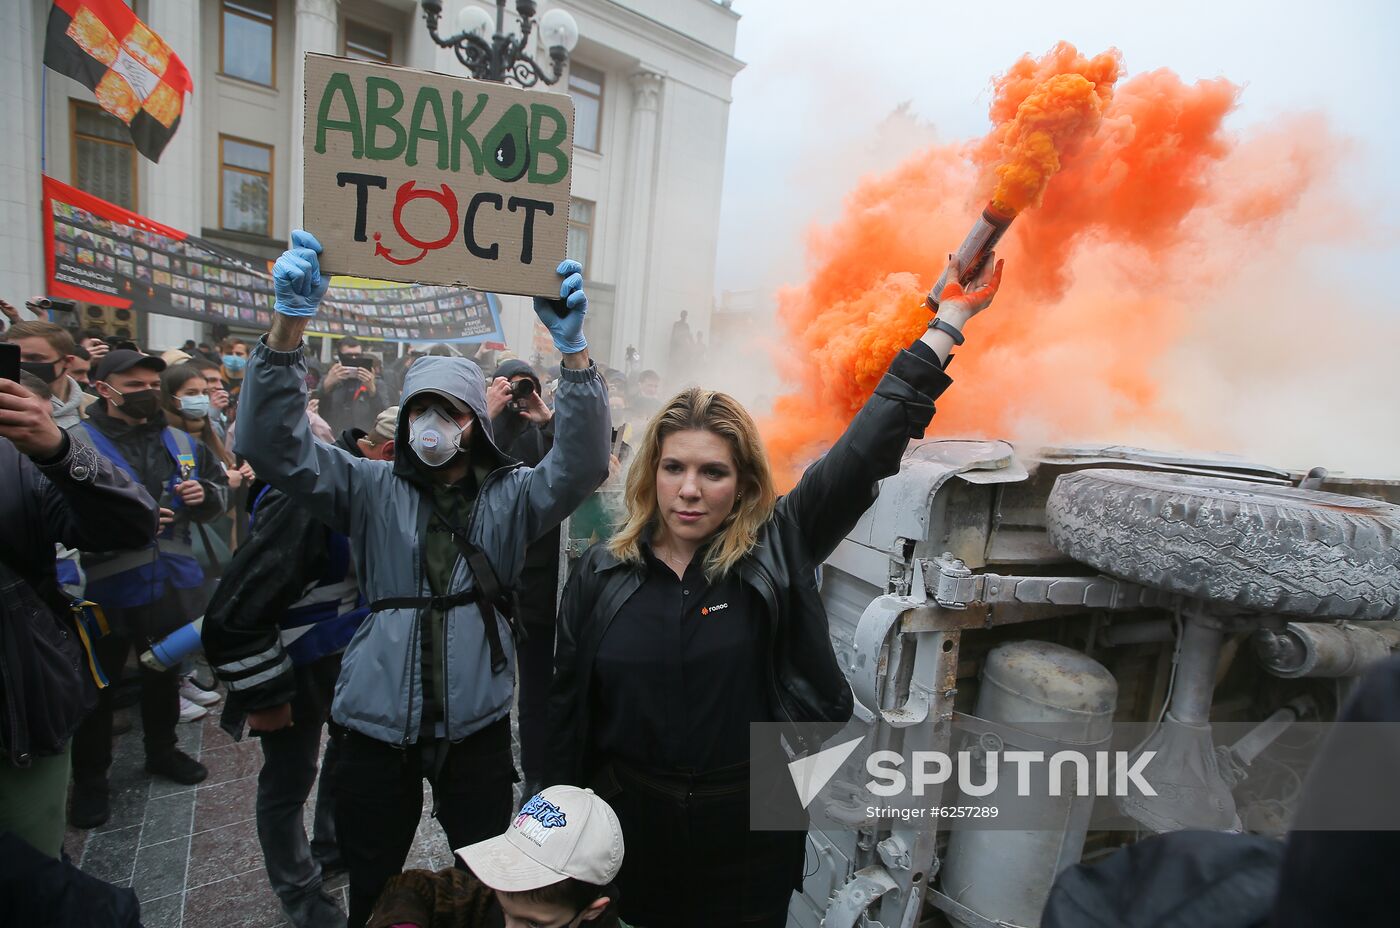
[420,1,580,87]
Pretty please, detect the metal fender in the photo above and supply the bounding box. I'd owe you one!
[822,865,900,928]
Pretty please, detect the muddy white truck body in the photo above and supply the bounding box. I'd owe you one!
[792,439,1400,928]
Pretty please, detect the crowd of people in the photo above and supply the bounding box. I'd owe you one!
[3,220,1397,928]
[0,230,1001,928]
[8,225,964,927]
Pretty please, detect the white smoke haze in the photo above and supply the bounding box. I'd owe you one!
[704,105,943,414]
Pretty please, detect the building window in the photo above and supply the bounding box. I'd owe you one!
[567,198,594,276]
[344,20,393,63]
[219,136,273,237]
[71,101,137,209]
[568,63,603,152]
[221,0,276,86]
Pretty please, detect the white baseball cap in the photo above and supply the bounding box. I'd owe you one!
[457,786,624,892]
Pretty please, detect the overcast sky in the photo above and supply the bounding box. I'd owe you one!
[715,0,1400,297]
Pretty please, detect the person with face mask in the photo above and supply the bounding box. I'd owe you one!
[236,230,610,928]
[1,320,85,428]
[221,338,250,378]
[221,337,251,414]
[161,364,235,472]
[65,349,231,829]
[160,363,247,642]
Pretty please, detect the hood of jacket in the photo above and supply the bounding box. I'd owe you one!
[492,358,541,393]
[392,355,506,481]
[339,428,367,457]
[50,376,84,428]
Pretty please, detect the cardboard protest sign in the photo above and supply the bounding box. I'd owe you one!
[303,53,573,298]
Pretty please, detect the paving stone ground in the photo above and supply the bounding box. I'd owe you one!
[63,675,521,928]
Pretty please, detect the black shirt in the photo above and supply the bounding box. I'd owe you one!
[490,410,561,614]
[592,543,769,774]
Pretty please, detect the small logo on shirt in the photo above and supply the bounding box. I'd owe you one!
[701,602,729,616]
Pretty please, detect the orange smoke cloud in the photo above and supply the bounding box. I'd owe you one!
[990,53,1119,215]
[762,41,1329,487]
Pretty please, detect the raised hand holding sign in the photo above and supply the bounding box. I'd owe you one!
[303,54,574,298]
[273,230,330,317]
[534,259,588,354]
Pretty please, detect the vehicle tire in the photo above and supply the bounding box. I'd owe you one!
[1045,469,1400,620]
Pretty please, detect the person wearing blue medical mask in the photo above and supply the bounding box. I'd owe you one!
[220,337,249,386]
[161,364,242,484]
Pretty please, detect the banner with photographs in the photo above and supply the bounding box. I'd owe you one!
[42,175,505,343]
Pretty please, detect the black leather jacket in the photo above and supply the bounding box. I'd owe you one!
[545,343,953,786]
[1,434,158,764]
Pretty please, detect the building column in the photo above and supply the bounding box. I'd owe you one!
[405,0,460,73]
[614,69,663,370]
[0,0,46,313]
[142,0,203,348]
[289,0,339,231]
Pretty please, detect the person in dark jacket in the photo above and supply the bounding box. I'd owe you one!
[316,336,388,436]
[487,359,561,794]
[0,375,158,859]
[204,412,397,928]
[0,832,142,928]
[67,350,230,828]
[1269,653,1400,928]
[546,253,1005,927]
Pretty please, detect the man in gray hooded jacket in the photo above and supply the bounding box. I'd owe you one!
[235,231,610,928]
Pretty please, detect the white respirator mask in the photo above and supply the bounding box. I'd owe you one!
[408,405,467,468]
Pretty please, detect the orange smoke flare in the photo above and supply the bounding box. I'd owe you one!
[987,47,1120,215]
[991,70,1115,215]
[762,42,1325,488]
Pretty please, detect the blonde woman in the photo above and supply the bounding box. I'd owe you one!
[547,254,1005,927]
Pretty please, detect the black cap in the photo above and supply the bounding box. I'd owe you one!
[95,349,166,383]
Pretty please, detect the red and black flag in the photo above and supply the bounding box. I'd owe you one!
[43,0,193,163]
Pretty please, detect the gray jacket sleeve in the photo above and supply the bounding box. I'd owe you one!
[233,338,367,535]
[517,363,611,544]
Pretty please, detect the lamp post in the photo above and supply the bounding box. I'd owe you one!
[419,0,579,87]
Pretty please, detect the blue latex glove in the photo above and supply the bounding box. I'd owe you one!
[533,259,588,354]
[273,230,330,317]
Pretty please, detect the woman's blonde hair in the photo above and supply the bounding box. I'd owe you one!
[608,387,777,578]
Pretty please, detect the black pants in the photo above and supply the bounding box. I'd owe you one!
[334,718,515,928]
[594,759,805,928]
[71,632,179,787]
[252,656,343,928]
[515,611,556,788]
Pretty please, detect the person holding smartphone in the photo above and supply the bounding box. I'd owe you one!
[485,360,561,798]
[317,336,388,436]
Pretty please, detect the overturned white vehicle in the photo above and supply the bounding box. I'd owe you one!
[792,441,1400,928]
